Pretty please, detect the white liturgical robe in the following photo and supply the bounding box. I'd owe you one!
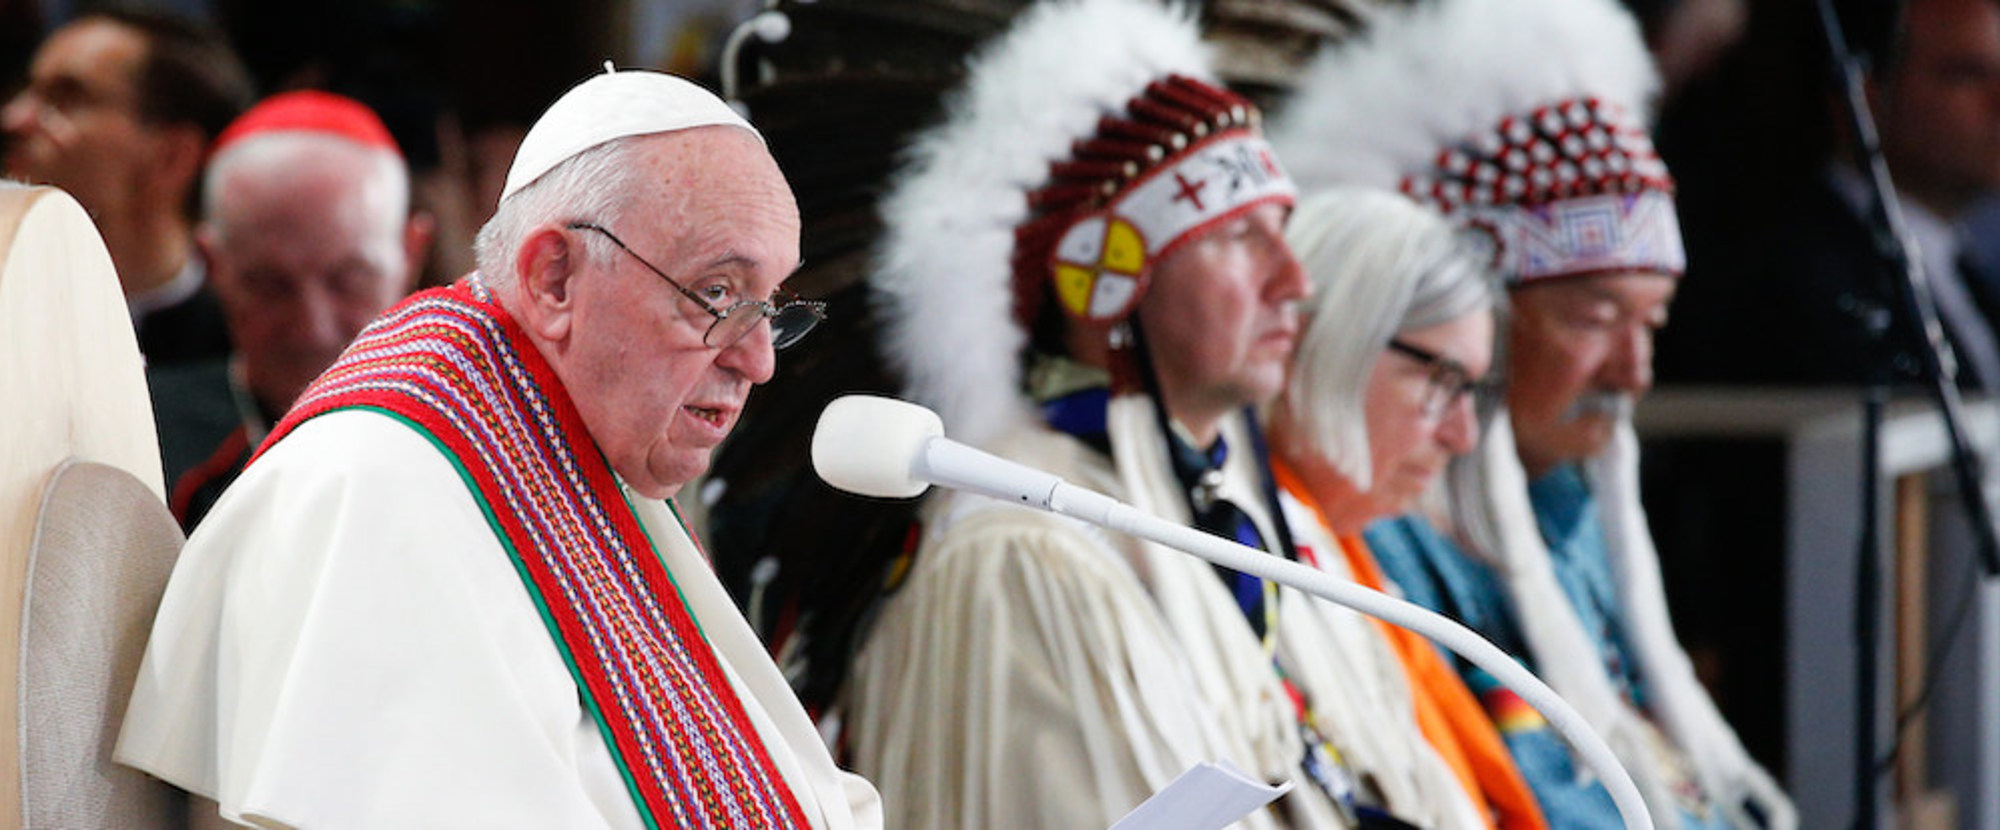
[117,410,882,829]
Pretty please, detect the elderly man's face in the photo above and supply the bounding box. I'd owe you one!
[1506,271,1675,478]
[203,142,416,415]
[1136,202,1307,445]
[1355,308,1494,522]
[1,20,159,233]
[562,128,799,498]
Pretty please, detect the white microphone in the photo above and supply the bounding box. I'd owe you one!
[813,394,1653,830]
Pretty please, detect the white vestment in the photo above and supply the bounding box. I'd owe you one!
[843,403,1477,829]
[117,410,883,830]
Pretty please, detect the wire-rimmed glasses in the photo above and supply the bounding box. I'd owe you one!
[1386,338,1497,420]
[568,221,825,350]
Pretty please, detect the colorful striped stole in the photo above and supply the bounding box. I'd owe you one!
[256,278,809,829]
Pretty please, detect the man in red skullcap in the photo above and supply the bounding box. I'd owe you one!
[150,90,430,528]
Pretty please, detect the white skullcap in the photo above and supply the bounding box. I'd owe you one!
[500,64,761,202]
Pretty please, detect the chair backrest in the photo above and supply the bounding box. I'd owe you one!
[0,184,177,825]
[21,460,187,828]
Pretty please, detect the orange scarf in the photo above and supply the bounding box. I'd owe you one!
[1274,461,1547,830]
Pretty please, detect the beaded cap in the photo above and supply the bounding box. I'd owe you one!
[1402,96,1681,283]
[1268,0,1684,285]
[1015,74,1294,325]
[1405,98,1668,212]
[871,0,1278,447]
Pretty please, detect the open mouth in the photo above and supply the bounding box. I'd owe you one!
[685,405,726,426]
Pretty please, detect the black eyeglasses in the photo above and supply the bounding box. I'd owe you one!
[1386,338,1498,420]
[567,222,825,350]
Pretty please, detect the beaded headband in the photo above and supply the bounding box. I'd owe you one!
[1014,74,1295,325]
[1402,97,1682,283]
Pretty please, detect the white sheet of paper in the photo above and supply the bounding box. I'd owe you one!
[1108,760,1294,830]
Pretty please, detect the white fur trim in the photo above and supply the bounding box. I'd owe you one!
[1479,415,1796,828]
[1477,416,1683,830]
[1589,423,1799,830]
[1108,394,1483,826]
[1266,0,1661,195]
[871,0,1212,449]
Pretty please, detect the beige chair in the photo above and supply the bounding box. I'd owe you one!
[1,183,188,827]
[22,461,185,828]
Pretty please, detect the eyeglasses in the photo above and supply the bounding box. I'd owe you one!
[1386,338,1498,420]
[567,222,825,350]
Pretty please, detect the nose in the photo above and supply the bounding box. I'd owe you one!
[1264,231,1310,304]
[296,290,348,354]
[1601,323,1654,394]
[1,91,36,137]
[1436,393,1481,455]
[716,320,778,384]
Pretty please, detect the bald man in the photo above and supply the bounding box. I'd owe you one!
[150,91,428,528]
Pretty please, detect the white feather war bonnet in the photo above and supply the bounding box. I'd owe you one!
[1267,0,1683,286]
[1267,3,1800,827]
[871,0,1296,449]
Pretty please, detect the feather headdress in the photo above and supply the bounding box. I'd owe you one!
[1271,1,1795,826]
[873,0,1292,448]
[1268,0,1682,284]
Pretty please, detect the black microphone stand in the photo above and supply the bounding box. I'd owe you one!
[1812,1,2000,827]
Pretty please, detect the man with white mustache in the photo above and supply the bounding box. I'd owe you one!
[1267,0,1794,826]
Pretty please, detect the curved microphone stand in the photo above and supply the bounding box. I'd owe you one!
[813,395,1653,830]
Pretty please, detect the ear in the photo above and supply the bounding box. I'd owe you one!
[512,226,578,343]
[193,224,225,288]
[401,211,437,292]
[149,124,208,209]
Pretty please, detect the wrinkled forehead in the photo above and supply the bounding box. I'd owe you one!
[629,127,794,217]
[211,135,407,223]
[1511,268,1677,314]
[625,130,801,283]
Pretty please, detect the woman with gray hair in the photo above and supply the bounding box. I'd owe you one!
[1268,187,1550,830]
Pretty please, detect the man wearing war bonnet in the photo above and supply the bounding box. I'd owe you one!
[1267,0,1795,826]
[842,0,1482,825]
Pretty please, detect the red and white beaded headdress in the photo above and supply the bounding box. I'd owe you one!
[1268,0,1682,285]
[875,0,1294,447]
[1270,4,1798,827]
[1015,74,1293,325]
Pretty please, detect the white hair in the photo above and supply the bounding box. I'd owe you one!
[202,132,408,241]
[1280,187,1495,490]
[472,136,651,289]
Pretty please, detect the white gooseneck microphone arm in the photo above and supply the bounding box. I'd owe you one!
[812,395,1652,830]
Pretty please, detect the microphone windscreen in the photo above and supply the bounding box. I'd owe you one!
[812,395,942,498]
